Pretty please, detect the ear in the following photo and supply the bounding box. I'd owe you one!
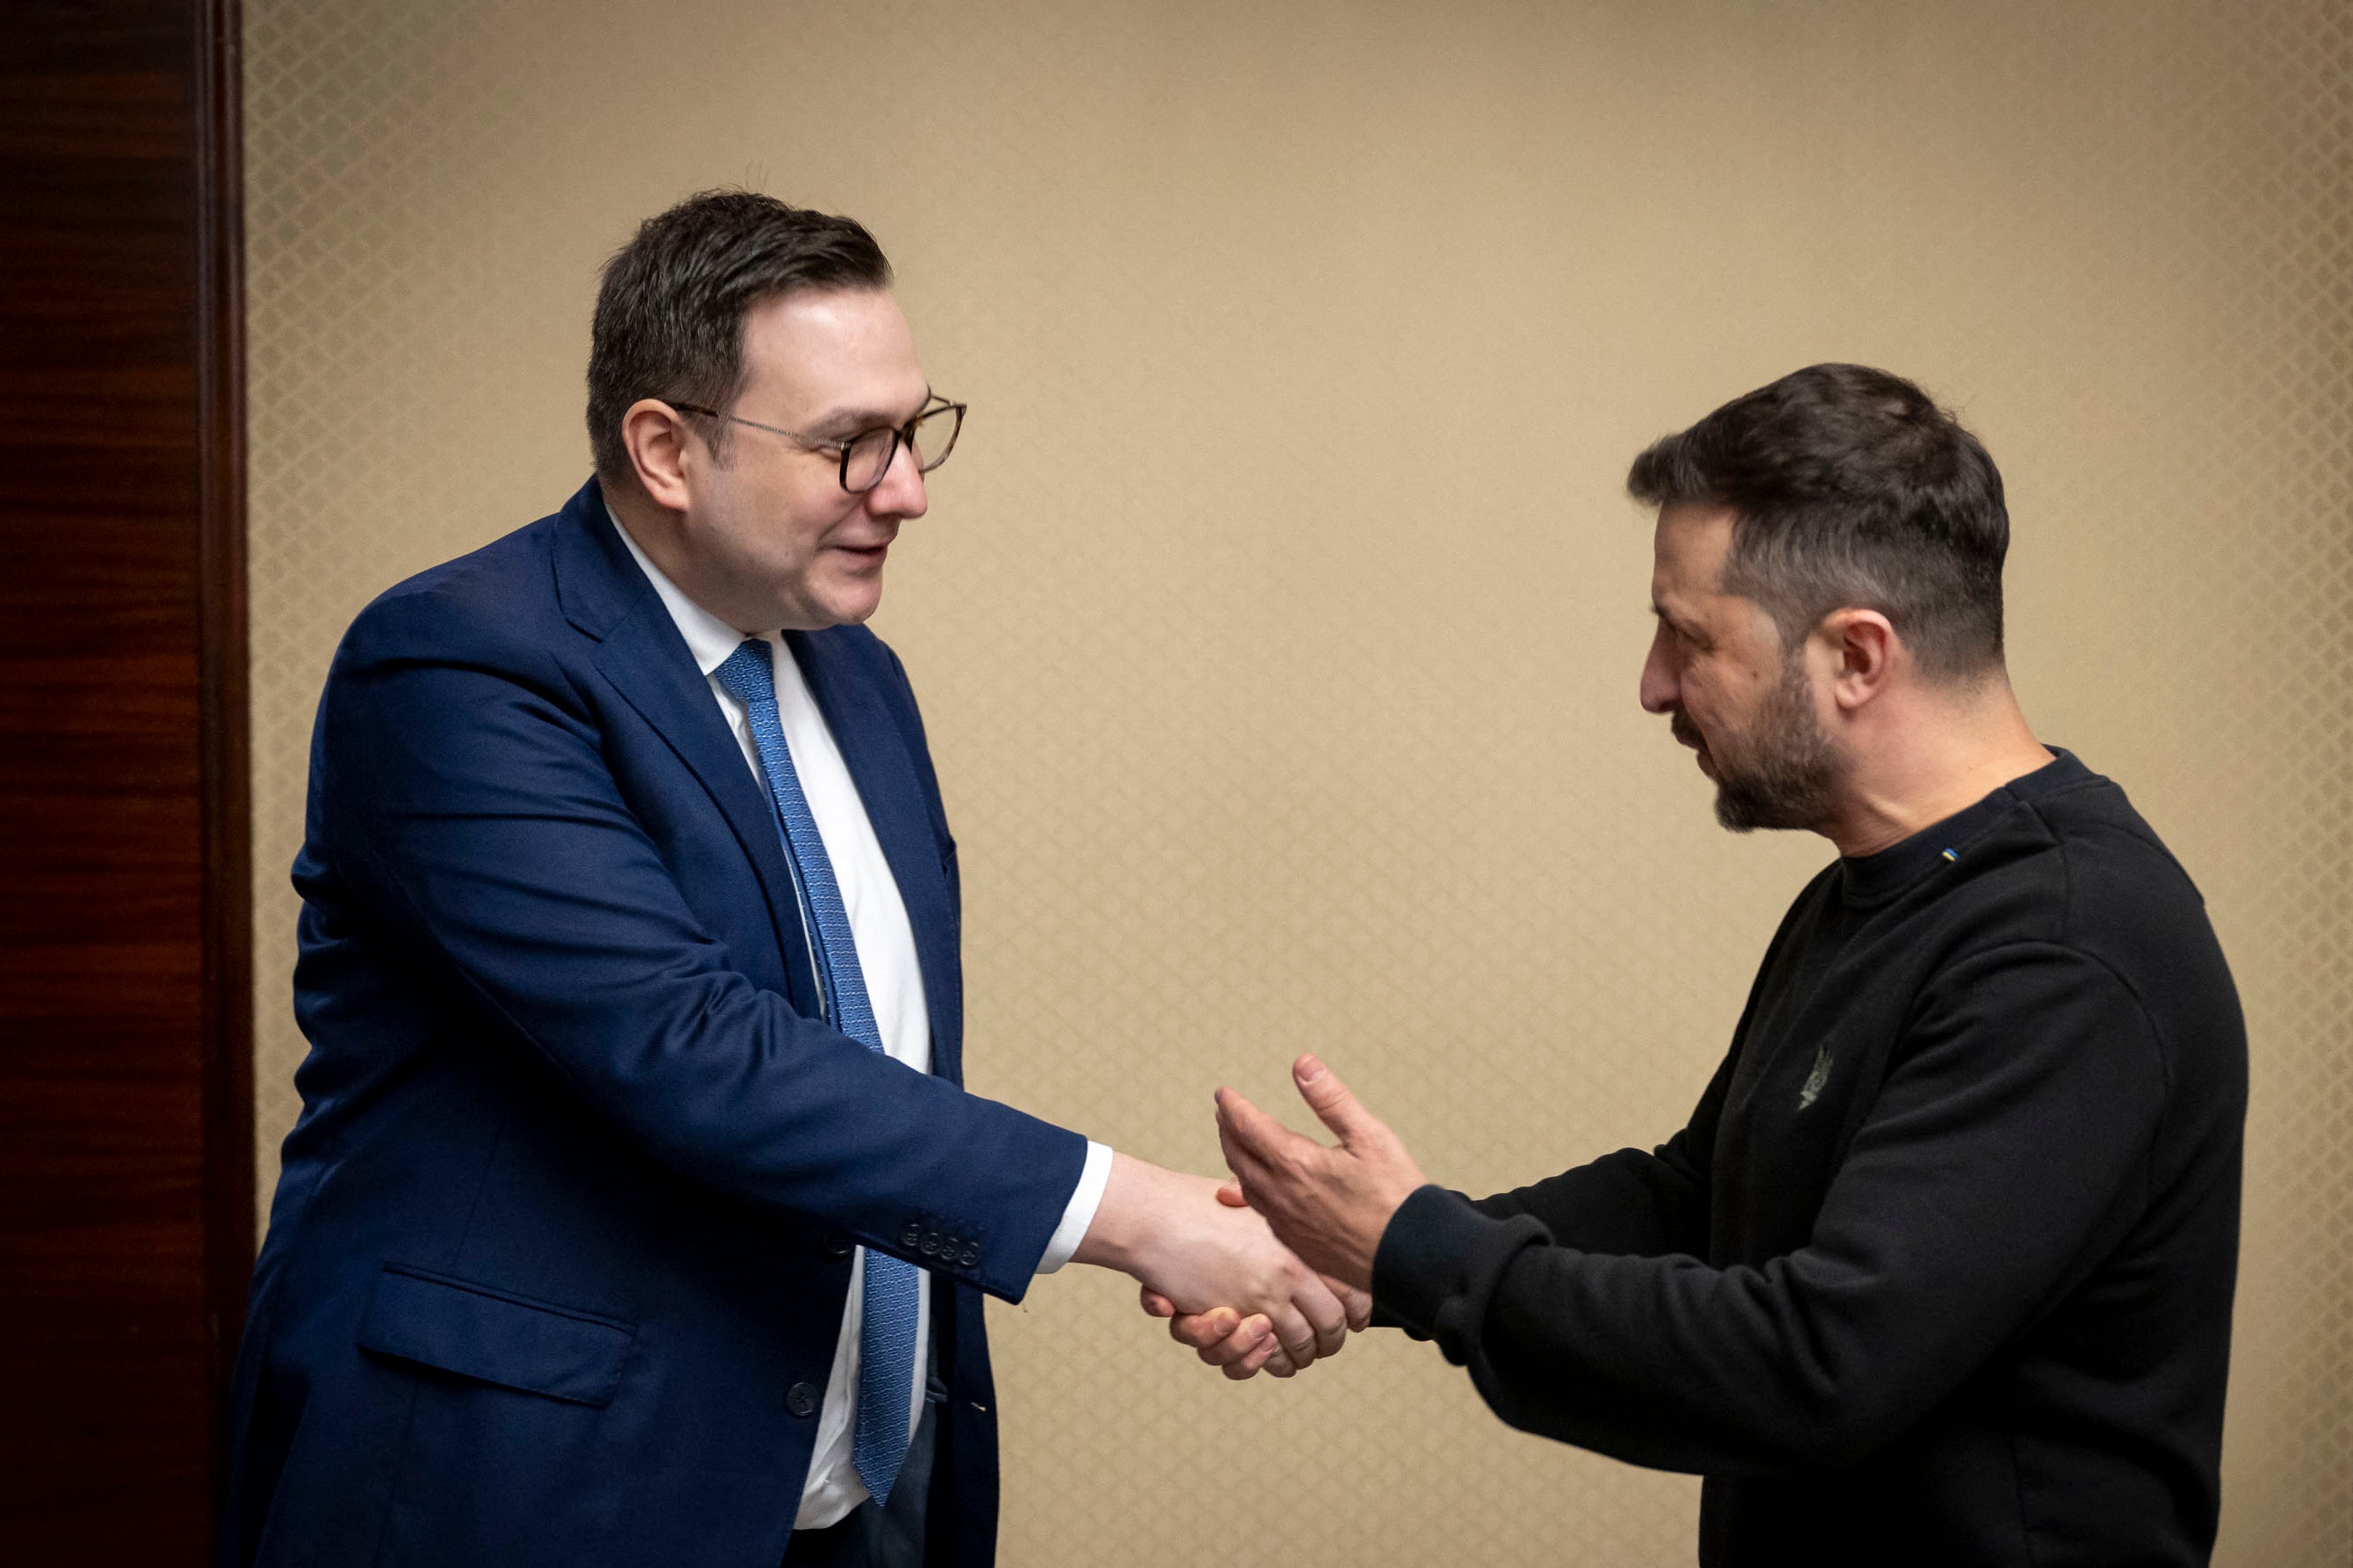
[620,398,697,513]
[1820,608,1898,714]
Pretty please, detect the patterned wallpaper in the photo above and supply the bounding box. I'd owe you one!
[244,3,2349,1562]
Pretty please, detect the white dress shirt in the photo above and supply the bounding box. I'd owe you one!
[611,510,1111,1528]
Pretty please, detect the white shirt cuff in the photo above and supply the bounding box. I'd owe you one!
[1033,1141,1113,1274]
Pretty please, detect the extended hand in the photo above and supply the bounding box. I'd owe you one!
[1215,1055,1426,1291]
[1073,1153,1351,1377]
[1141,1198,1373,1377]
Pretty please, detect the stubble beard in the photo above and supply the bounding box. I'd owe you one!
[1704,656,1840,834]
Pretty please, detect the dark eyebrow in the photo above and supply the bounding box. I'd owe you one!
[807,387,936,439]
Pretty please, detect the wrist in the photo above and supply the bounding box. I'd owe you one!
[1072,1149,1155,1275]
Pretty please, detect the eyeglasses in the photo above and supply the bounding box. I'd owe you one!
[670,396,965,494]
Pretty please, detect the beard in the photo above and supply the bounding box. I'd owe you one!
[1678,656,1840,834]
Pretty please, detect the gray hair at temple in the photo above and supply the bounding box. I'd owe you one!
[1627,363,2011,682]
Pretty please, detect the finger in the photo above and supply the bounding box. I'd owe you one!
[1325,1276,1374,1333]
[1266,1304,1319,1371]
[1168,1306,1239,1349]
[1292,1055,1380,1148]
[1214,1179,1249,1208]
[1187,1314,1264,1364]
[1214,1088,1306,1195]
[1194,1315,1273,1368]
[1226,1335,1284,1380]
[1213,1087,1303,1169]
[1140,1286,1176,1318]
[1296,1272,1350,1359]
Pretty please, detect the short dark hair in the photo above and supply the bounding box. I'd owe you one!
[1626,363,2010,680]
[587,189,893,486]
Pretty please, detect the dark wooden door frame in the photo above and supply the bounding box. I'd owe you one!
[196,0,257,1464]
[2,1,252,1561]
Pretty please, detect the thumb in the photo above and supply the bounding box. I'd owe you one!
[1293,1054,1375,1146]
[1215,1178,1249,1208]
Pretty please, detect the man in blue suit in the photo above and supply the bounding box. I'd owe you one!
[219,191,1354,1568]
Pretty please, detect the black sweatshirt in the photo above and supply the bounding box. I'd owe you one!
[1373,751,2245,1566]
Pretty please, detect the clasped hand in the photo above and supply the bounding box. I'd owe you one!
[1140,1054,1426,1380]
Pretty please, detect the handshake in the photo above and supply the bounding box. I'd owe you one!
[1071,1055,1428,1380]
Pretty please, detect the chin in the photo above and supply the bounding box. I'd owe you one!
[814,584,885,627]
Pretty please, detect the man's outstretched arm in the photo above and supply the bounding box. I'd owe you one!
[1156,1047,1732,1373]
[321,588,1352,1353]
[1207,951,2171,1472]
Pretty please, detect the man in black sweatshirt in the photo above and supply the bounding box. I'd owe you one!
[1167,364,2247,1566]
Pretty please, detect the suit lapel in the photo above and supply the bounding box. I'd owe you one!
[787,630,962,1085]
[553,484,819,1013]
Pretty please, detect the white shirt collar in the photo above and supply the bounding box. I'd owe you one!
[605,496,766,677]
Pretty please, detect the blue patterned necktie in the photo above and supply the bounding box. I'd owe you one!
[712,637,920,1506]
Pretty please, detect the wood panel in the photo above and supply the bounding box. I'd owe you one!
[0,2,250,1563]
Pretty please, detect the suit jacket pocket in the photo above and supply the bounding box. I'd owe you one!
[356,1264,635,1408]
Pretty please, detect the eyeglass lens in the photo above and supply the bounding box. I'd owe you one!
[841,405,963,492]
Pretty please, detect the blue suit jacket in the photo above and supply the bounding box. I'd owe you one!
[220,480,1087,1568]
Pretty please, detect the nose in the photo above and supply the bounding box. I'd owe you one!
[1639,623,1678,715]
[865,435,928,521]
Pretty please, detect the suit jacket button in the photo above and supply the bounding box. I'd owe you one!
[821,1233,852,1259]
[900,1223,923,1248]
[919,1234,940,1257]
[787,1382,821,1418]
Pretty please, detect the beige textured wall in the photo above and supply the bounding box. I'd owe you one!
[244,3,2351,1563]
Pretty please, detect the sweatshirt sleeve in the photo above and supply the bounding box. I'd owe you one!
[1371,942,2165,1475]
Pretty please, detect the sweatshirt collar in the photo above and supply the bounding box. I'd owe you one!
[1838,748,2089,905]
